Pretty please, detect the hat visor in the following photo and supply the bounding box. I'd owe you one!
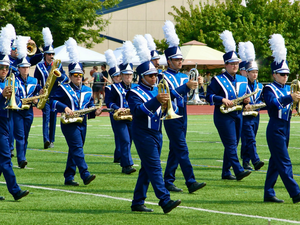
[246,67,258,72]
[18,63,31,68]
[226,58,240,63]
[142,69,158,76]
[151,56,160,60]
[0,61,10,66]
[276,69,290,74]
[111,71,120,77]
[121,70,133,75]
[70,69,84,74]
[169,54,183,59]
[44,50,55,54]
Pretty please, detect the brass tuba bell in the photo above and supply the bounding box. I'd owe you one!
[157,76,182,120]
[27,42,37,56]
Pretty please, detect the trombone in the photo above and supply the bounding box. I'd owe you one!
[157,75,182,120]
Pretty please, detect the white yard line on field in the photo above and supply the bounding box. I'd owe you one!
[0,182,299,224]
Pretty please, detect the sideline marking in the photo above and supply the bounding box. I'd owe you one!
[1,182,299,224]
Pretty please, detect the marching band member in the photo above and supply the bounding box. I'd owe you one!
[206,30,251,181]
[0,25,29,201]
[106,41,137,174]
[104,49,122,163]
[50,37,99,186]
[263,34,300,203]
[13,36,42,168]
[128,34,181,213]
[240,41,264,171]
[160,21,206,193]
[34,27,67,149]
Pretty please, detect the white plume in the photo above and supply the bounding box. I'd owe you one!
[42,27,53,47]
[238,42,247,61]
[244,41,256,62]
[144,34,156,51]
[5,24,16,42]
[220,30,236,53]
[16,36,30,59]
[163,20,180,48]
[133,35,151,64]
[0,26,13,55]
[65,37,79,63]
[121,41,136,65]
[269,34,287,64]
[105,49,118,69]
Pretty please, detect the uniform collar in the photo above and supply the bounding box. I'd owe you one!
[273,80,285,88]
[167,67,178,74]
[139,81,154,91]
[121,81,131,90]
[224,71,235,81]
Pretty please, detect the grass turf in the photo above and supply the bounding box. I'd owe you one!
[1,113,300,224]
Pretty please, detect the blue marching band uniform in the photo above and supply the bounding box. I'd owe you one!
[161,68,201,191]
[206,70,250,179]
[105,84,121,163]
[105,80,137,173]
[34,58,67,148]
[49,63,96,186]
[14,66,41,168]
[241,79,264,169]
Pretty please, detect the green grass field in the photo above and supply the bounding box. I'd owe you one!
[1,113,300,224]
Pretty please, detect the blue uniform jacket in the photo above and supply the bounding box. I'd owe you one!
[50,83,96,125]
[127,82,162,132]
[106,82,138,110]
[263,81,293,121]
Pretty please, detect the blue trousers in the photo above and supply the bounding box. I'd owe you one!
[241,115,260,165]
[109,115,121,161]
[113,119,133,168]
[8,116,14,151]
[13,109,34,165]
[163,118,196,187]
[132,129,170,207]
[42,102,57,143]
[61,122,90,182]
[264,118,300,198]
[214,110,244,177]
[0,117,21,195]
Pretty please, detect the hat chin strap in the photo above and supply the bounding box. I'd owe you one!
[169,59,179,73]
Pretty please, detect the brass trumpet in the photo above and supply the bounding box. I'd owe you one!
[5,70,21,110]
[291,74,300,116]
[157,76,182,120]
[187,65,207,105]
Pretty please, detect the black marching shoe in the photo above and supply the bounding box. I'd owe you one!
[44,141,51,149]
[264,196,284,203]
[166,185,183,192]
[236,170,251,181]
[188,182,206,193]
[14,190,29,201]
[222,175,236,180]
[254,161,265,171]
[243,162,253,170]
[162,199,181,214]
[113,158,120,163]
[64,180,79,186]
[292,193,300,204]
[84,174,96,185]
[19,160,27,169]
[122,166,136,174]
[0,196,5,200]
[131,204,154,212]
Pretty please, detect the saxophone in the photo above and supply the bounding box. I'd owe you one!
[37,59,62,110]
[242,103,266,117]
[220,87,259,114]
[291,75,300,116]
[113,108,133,121]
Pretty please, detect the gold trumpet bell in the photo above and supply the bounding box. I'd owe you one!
[161,107,182,120]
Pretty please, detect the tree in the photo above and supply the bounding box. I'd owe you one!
[0,0,120,49]
[159,0,300,81]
